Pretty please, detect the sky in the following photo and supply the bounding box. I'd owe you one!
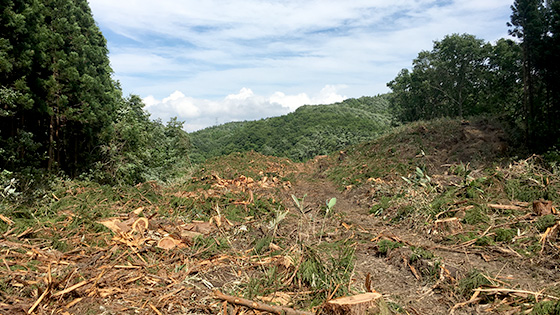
[88,0,514,132]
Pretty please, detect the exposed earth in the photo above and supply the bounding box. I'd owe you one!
[1,118,559,314]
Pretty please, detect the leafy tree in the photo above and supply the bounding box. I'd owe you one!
[387,33,522,124]
[95,95,191,185]
[189,95,392,163]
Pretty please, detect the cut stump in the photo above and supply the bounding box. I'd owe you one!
[319,292,390,315]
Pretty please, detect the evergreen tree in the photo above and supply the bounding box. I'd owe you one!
[509,0,560,149]
[0,0,119,175]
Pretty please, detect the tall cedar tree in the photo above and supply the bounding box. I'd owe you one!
[509,0,560,149]
[0,0,119,175]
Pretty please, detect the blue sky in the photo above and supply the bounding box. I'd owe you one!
[88,0,514,132]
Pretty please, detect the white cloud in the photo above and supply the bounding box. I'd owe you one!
[143,85,347,132]
[88,0,514,128]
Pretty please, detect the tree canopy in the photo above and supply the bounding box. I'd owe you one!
[387,1,560,151]
[189,96,392,163]
[387,34,522,124]
[0,0,190,184]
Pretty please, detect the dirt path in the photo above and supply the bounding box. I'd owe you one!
[278,157,560,314]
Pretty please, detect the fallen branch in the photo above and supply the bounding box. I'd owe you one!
[52,279,92,297]
[214,290,314,315]
[475,288,559,300]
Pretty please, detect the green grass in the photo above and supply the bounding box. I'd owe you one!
[457,269,493,298]
[536,215,558,232]
[377,239,403,255]
[530,300,560,315]
[191,235,230,259]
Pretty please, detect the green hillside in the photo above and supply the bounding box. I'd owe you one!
[189,95,393,163]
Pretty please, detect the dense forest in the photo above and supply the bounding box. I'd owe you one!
[1,0,559,186]
[388,0,560,150]
[0,0,190,185]
[189,95,392,163]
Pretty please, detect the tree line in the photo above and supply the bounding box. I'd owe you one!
[388,0,560,151]
[188,96,392,163]
[2,0,558,187]
[0,0,189,185]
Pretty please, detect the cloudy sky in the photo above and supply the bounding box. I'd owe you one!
[88,0,514,132]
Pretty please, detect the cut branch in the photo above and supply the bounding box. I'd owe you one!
[214,290,314,315]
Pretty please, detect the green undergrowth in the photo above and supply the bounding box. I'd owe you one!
[326,118,499,189]
[0,165,285,251]
[375,239,441,282]
[242,240,356,309]
[350,144,560,259]
[457,269,494,299]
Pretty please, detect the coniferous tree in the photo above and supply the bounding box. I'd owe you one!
[509,0,560,149]
[0,0,119,175]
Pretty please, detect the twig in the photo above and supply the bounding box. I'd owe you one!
[149,303,163,315]
[450,290,481,314]
[214,290,314,315]
[28,286,49,314]
[28,264,53,314]
[52,279,92,297]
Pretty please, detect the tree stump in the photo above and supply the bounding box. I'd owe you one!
[319,292,390,315]
[533,200,553,216]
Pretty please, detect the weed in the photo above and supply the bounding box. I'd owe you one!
[530,300,560,315]
[370,196,392,216]
[244,266,283,299]
[294,242,356,306]
[409,247,434,262]
[474,236,494,246]
[297,246,325,290]
[318,198,337,242]
[536,215,558,232]
[401,167,432,189]
[291,194,308,215]
[450,162,473,184]
[267,206,290,240]
[457,269,493,298]
[495,228,516,243]
[377,239,403,255]
[191,235,230,259]
[464,177,487,199]
[463,206,489,225]
[387,301,405,313]
[391,205,415,223]
[254,236,273,254]
[429,188,461,217]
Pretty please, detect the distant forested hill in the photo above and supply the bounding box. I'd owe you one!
[189,95,392,163]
